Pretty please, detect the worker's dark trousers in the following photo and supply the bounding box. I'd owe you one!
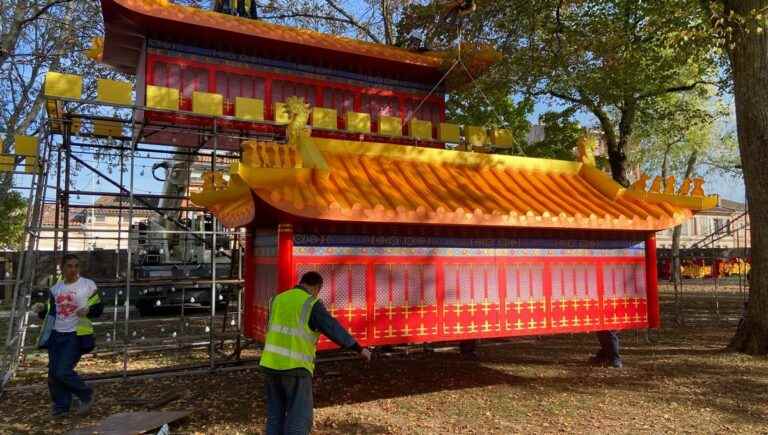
[264,372,313,435]
[48,331,92,413]
[595,330,621,362]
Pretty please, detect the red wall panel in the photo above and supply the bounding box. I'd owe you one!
[245,232,653,350]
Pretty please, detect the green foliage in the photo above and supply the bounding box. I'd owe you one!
[628,87,736,180]
[446,80,532,153]
[701,129,741,178]
[403,0,721,184]
[0,190,27,250]
[406,0,718,101]
[523,111,581,160]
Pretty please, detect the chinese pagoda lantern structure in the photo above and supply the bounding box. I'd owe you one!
[98,0,717,350]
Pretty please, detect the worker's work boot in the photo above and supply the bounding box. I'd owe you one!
[76,395,94,415]
[51,409,68,419]
[459,340,478,360]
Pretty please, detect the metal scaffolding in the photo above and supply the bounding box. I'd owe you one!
[1,92,288,392]
[659,207,751,326]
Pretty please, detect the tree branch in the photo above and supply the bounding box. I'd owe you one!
[261,12,365,25]
[637,81,715,100]
[324,0,382,43]
[554,0,564,56]
[0,0,74,65]
[547,91,587,106]
[699,0,714,20]
[381,0,393,45]
[17,0,74,27]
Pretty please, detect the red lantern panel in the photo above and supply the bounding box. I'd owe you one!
[244,232,652,348]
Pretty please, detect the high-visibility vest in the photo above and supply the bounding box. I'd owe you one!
[259,288,321,374]
[44,291,101,336]
[76,292,101,335]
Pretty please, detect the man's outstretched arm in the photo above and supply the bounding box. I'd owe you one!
[309,300,361,351]
[308,300,372,362]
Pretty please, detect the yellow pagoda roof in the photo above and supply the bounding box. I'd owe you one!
[101,0,497,85]
[106,0,442,66]
[191,139,718,230]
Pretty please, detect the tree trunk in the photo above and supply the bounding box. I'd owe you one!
[611,102,637,187]
[725,0,768,355]
[606,139,629,186]
[588,103,630,186]
[670,225,683,324]
[381,0,393,45]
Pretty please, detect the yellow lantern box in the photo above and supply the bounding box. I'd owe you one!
[465,126,488,148]
[192,91,224,117]
[346,112,371,134]
[409,119,432,140]
[146,85,180,111]
[93,120,125,138]
[235,97,264,121]
[44,72,83,100]
[490,128,515,149]
[378,116,402,136]
[14,135,38,157]
[312,107,338,130]
[438,123,461,143]
[0,155,13,173]
[97,79,132,105]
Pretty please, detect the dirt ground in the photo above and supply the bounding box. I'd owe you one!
[1,286,767,434]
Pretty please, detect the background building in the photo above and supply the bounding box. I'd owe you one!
[656,199,749,250]
[37,199,153,252]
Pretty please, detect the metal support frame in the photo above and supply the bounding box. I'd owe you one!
[63,115,71,255]
[2,119,54,394]
[5,98,254,385]
[210,119,218,370]
[67,152,227,258]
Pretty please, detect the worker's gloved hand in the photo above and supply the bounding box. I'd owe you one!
[75,306,89,318]
[359,347,372,363]
[30,302,45,313]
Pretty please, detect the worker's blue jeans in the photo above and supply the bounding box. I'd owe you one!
[47,331,92,413]
[596,330,621,362]
[264,372,313,435]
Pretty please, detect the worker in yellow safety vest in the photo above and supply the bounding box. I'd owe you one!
[32,254,103,418]
[260,271,371,435]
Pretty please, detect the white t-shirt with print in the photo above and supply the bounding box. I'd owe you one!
[50,277,97,333]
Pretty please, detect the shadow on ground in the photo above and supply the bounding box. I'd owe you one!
[2,292,767,434]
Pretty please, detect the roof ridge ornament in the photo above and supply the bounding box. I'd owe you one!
[677,178,692,195]
[630,173,650,191]
[622,172,717,210]
[285,96,329,176]
[576,134,597,167]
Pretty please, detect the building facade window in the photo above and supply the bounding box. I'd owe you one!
[714,218,731,235]
[681,221,691,236]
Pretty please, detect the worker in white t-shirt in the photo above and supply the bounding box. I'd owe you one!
[33,254,103,418]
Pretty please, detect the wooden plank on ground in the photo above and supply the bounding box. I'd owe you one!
[65,411,191,435]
